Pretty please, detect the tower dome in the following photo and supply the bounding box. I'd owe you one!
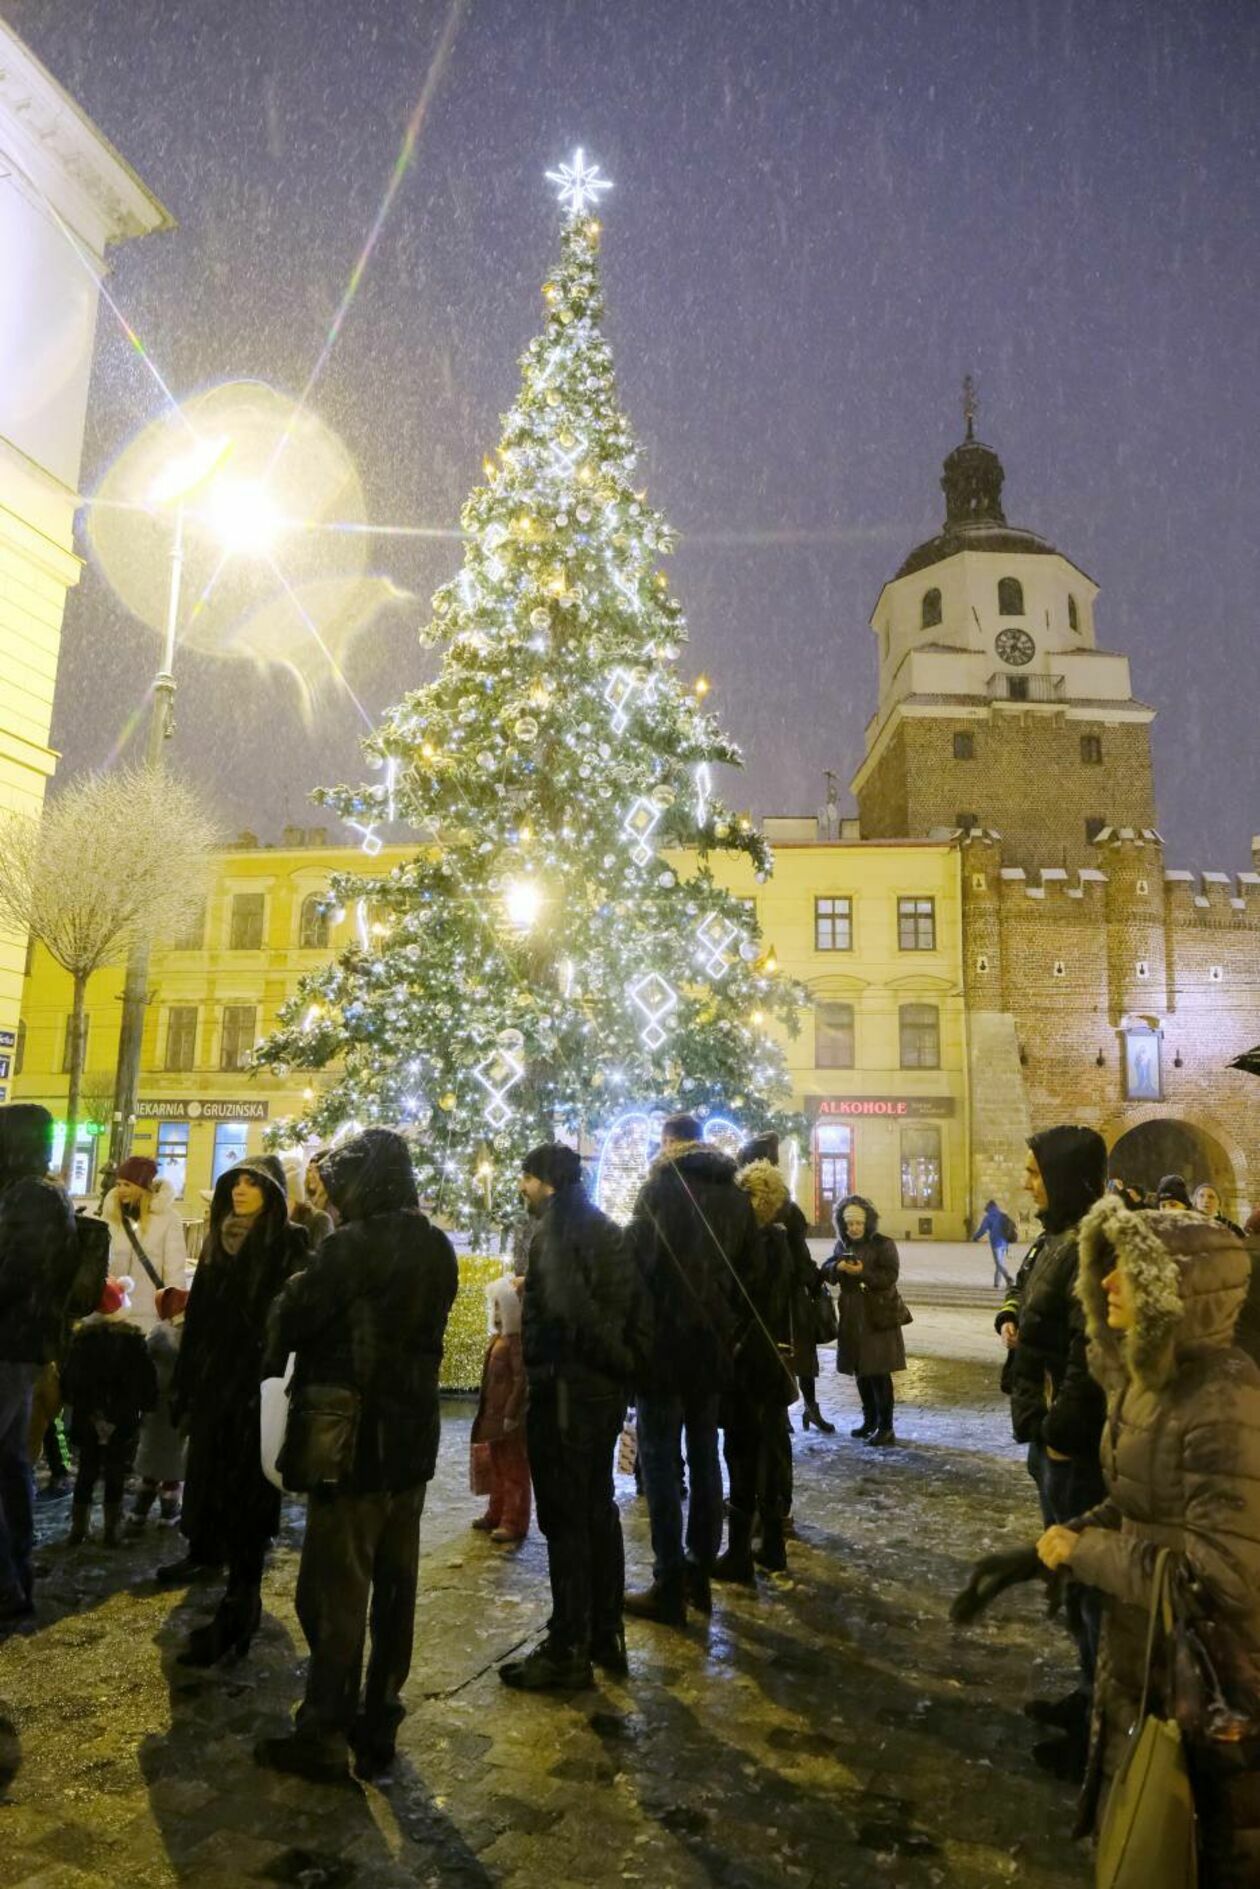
[895,394,1059,579]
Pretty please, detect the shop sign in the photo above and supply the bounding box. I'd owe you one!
[138,1099,270,1121]
[805,1095,955,1121]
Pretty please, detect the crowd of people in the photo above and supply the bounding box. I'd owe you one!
[1,1096,1259,1882]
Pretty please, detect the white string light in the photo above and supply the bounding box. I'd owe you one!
[604,667,637,733]
[622,796,662,865]
[696,912,739,979]
[473,1047,524,1128]
[695,762,713,829]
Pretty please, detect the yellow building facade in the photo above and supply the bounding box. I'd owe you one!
[14,826,967,1236]
[0,26,172,1048]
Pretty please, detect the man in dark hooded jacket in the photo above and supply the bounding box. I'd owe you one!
[623,1114,758,1626]
[499,1142,640,1692]
[256,1128,457,1784]
[995,1123,1108,1775]
[0,1104,79,1621]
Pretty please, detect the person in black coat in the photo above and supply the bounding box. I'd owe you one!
[821,1195,907,1445]
[255,1128,457,1783]
[499,1142,641,1692]
[994,1123,1108,1776]
[162,1160,308,1665]
[623,1114,758,1626]
[0,1104,80,1622]
[738,1133,833,1435]
[60,1276,157,1547]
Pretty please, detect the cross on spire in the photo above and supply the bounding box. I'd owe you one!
[962,372,978,441]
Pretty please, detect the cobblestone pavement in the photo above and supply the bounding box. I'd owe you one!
[0,1353,1089,1888]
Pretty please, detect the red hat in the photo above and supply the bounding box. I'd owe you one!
[117,1155,158,1190]
[155,1286,189,1322]
[98,1276,133,1317]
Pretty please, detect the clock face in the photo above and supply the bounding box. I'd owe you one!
[995,626,1036,667]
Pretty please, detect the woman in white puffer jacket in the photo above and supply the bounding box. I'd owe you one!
[101,1155,191,1331]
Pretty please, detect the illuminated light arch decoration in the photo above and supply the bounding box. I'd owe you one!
[594,1109,745,1224]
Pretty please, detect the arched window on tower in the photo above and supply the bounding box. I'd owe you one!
[299,894,331,951]
[997,576,1024,616]
[921,587,942,629]
[1067,593,1079,632]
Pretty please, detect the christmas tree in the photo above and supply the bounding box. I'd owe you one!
[258,152,799,1227]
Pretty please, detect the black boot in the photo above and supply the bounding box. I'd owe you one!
[177,1583,261,1667]
[849,1419,877,1439]
[684,1561,712,1615]
[623,1574,687,1628]
[713,1509,756,1586]
[590,1626,629,1675]
[156,1549,222,1587]
[802,1403,836,1434]
[499,1638,595,1691]
[1024,1690,1090,1733]
[754,1514,787,1574]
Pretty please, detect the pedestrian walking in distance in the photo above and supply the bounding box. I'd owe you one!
[972,1197,1017,1289]
[59,1275,156,1547]
[500,1142,640,1692]
[822,1195,907,1447]
[1038,1197,1260,1885]
[995,1125,1108,1780]
[256,1128,457,1784]
[470,1277,531,1545]
[162,1158,308,1665]
[623,1113,757,1627]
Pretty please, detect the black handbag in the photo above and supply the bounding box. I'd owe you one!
[277,1382,361,1493]
[813,1286,839,1344]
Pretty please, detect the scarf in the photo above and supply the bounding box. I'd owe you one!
[219,1210,261,1257]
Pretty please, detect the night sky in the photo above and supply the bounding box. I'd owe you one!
[11,0,1260,868]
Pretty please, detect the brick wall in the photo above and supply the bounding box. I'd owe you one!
[860,714,1157,870]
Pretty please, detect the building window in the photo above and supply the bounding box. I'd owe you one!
[901,1126,942,1209]
[229,893,265,950]
[815,896,852,952]
[814,1002,855,1069]
[157,1121,189,1201]
[299,894,331,950]
[955,811,979,833]
[921,587,942,629]
[173,900,206,951]
[1124,1031,1161,1101]
[897,897,936,951]
[814,1123,853,1228]
[212,1121,250,1183]
[61,1014,90,1074]
[997,576,1024,615]
[899,1003,941,1069]
[164,1006,197,1072]
[1080,734,1103,765]
[1085,815,1107,844]
[953,731,975,760]
[13,1019,25,1076]
[1007,675,1030,702]
[220,1004,257,1071]
[1067,593,1079,632]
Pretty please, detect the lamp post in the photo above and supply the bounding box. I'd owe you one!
[107,433,277,1168]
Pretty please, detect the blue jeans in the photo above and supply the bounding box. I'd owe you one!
[1028,1437,1105,1690]
[636,1391,722,1583]
[990,1239,1013,1288]
[0,1362,37,1604]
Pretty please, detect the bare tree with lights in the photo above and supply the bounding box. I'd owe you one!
[256,152,799,1227]
[0,769,219,1184]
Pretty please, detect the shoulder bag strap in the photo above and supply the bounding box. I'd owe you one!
[120,1213,164,1293]
[1136,1546,1173,1724]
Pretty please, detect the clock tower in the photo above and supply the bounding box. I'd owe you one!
[851,401,1157,869]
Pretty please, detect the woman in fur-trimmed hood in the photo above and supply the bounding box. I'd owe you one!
[820,1195,907,1444]
[1037,1194,1260,1885]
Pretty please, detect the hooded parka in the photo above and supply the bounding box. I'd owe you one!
[1070,1197,1260,1884]
[996,1125,1108,1457]
[0,1104,79,1366]
[174,1160,308,1565]
[822,1195,906,1378]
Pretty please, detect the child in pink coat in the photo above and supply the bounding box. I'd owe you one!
[470,1276,530,1543]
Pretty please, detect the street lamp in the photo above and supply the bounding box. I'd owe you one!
[107,435,285,1168]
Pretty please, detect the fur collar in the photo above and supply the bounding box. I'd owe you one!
[1076,1193,1250,1392]
[648,1140,737,1184]
[736,1158,789,1227]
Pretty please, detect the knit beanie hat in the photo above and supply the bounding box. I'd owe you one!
[1157,1174,1192,1209]
[117,1155,158,1190]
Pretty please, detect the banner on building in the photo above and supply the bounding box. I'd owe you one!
[805,1095,956,1121]
[138,1099,270,1121]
